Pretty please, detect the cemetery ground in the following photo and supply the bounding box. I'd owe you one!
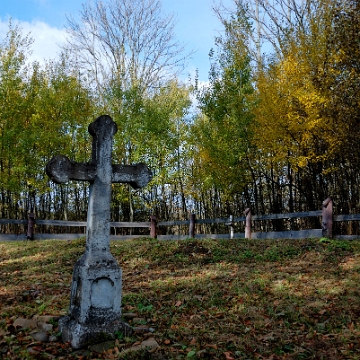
[1,238,360,359]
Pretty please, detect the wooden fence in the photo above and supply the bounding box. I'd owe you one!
[1,198,359,241]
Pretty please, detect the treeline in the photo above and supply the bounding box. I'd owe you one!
[193,0,360,224]
[1,0,360,231]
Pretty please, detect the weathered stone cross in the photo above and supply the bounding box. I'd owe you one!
[46,115,152,349]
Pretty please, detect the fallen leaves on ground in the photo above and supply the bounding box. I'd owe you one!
[1,238,360,359]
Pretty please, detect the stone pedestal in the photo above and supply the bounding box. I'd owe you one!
[59,252,131,349]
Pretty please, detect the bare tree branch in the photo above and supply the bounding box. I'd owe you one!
[216,0,333,67]
[63,0,190,99]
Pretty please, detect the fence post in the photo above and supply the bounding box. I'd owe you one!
[244,208,252,239]
[228,215,234,239]
[27,212,35,240]
[150,215,157,239]
[322,197,333,238]
[189,213,196,238]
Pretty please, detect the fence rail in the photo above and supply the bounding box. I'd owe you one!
[1,198,359,241]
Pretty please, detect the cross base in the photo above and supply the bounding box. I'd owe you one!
[59,252,132,349]
[59,316,132,349]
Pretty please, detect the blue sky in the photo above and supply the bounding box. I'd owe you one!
[0,0,234,83]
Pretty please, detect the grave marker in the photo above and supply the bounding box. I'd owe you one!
[46,115,152,349]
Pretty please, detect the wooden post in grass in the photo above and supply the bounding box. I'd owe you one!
[322,197,333,238]
[228,215,234,239]
[189,213,196,238]
[244,208,252,239]
[150,215,157,238]
[27,212,35,240]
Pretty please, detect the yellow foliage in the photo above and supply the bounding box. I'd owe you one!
[252,36,340,174]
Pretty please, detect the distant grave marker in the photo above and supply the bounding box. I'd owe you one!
[46,115,152,349]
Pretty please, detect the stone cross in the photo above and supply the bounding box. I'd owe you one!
[46,115,152,349]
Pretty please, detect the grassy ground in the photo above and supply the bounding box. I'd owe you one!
[1,237,360,359]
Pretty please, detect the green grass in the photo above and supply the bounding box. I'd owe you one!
[1,237,360,359]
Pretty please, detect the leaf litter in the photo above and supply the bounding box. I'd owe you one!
[0,237,360,358]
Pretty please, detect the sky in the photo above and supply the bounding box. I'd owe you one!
[0,0,234,83]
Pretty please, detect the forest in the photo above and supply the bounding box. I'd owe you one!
[1,0,360,228]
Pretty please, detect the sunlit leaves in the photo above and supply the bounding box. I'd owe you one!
[193,9,255,197]
[107,80,192,219]
[0,23,95,218]
[252,0,360,176]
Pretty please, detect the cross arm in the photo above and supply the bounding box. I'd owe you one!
[46,155,152,189]
[46,155,96,184]
[112,163,152,189]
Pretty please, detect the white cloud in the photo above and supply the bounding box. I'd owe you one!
[34,0,50,5]
[0,19,67,64]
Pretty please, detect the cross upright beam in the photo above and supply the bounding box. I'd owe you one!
[46,115,152,349]
[86,115,117,255]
